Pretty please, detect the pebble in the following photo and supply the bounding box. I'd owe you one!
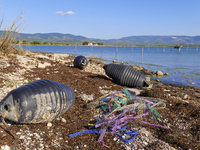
[143,141,148,146]
[19,135,25,139]
[156,71,163,76]
[146,76,151,82]
[176,93,189,100]
[16,132,21,135]
[164,73,169,76]
[156,79,160,82]
[47,122,52,127]
[1,145,10,150]
[61,118,66,123]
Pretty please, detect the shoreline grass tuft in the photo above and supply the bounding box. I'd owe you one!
[0,10,26,56]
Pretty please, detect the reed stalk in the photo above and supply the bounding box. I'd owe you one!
[0,10,26,55]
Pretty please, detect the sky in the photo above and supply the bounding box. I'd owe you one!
[0,0,200,39]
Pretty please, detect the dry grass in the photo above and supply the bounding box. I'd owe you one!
[0,10,26,55]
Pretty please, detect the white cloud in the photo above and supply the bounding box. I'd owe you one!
[55,11,75,16]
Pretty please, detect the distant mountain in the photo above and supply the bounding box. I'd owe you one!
[1,31,200,45]
[117,35,200,44]
[17,32,91,43]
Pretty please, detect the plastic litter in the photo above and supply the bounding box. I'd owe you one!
[0,79,75,123]
[69,89,169,147]
[74,55,88,69]
[103,64,150,87]
[114,125,138,143]
[69,128,103,138]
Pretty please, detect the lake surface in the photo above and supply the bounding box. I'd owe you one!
[22,45,200,87]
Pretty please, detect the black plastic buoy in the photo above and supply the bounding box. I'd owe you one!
[74,55,88,69]
[0,79,75,124]
[103,64,149,87]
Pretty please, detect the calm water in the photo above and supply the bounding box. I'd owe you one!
[22,45,200,87]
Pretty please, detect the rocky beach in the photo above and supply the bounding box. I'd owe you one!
[0,51,199,150]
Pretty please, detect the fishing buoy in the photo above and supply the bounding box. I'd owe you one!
[0,79,75,123]
[74,55,88,69]
[103,64,149,87]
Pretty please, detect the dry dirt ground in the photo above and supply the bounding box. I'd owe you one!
[0,53,199,150]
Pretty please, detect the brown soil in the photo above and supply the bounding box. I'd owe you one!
[0,56,199,150]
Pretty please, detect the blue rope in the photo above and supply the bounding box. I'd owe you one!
[68,129,102,138]
[115,125,138,143]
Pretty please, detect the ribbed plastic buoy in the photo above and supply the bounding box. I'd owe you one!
[74,55,88,69]
[0,79,75,124]
[103,64,149,87]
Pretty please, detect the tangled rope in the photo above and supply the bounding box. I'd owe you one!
[69,89,169,147]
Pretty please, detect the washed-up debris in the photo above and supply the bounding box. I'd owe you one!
[0,79,75,143]
[0,79,75,124]
[79,93,94,103]
[176,93,189,100]
[74,55,88,69]
[103,64,149,87]
[69,89,169,147]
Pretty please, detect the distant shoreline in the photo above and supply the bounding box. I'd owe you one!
[19,44,199,48]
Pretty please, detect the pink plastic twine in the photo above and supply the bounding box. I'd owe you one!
[98,127,106,147]
[139,120,170,130]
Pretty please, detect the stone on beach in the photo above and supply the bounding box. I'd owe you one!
[51,53,69,60]
[37,62,51,68]
[133,65,143,71]
[112,60,118,63]
[0,60,9,68]
[176,93,190,100]
[146,76,151,82]
[164,73,169,76]
[156,71,164,76]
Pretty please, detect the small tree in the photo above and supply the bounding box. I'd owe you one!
[43,42,48,45]
[30,41,41,45]
[82,41,89,45]
[22,40,27,44]
[97,42,104,45]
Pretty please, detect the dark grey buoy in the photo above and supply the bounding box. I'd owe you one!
[103,64,149,87]
[0,79,75,124]
[74,55,88,69]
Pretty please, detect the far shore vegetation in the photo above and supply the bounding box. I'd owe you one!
[12,39,200,48]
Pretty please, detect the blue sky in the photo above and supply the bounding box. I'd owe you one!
[0,0,200,39]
